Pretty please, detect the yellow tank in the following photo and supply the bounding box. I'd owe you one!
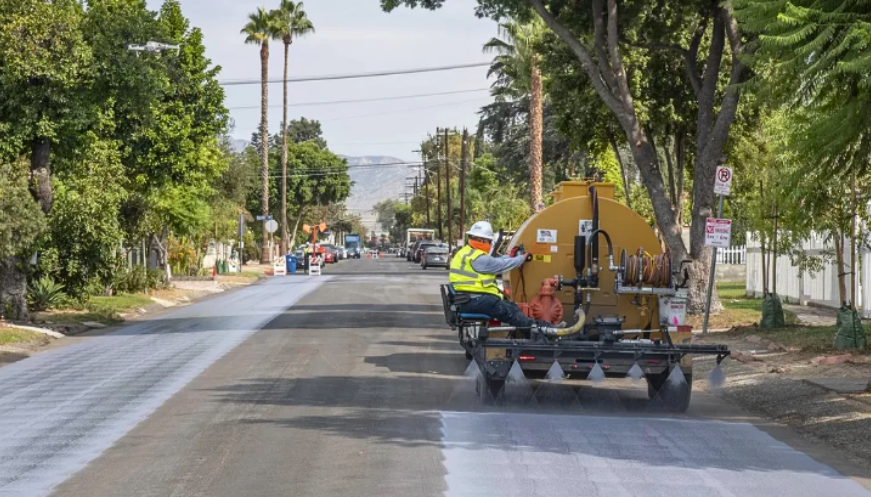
[504,180,661,329]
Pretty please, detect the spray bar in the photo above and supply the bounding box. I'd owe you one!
[480,338,730,364]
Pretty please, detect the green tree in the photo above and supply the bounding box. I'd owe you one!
[271,0,314,254]
[286,117,327,148]
[41,116,126,298]
[382,0,749,312]
[0,0,91,319]
[484,18,547,209]
[736,0,871,176]
[242,7,276,263]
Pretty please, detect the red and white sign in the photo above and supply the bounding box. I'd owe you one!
[704,218,732,248]
[714,166,733,196]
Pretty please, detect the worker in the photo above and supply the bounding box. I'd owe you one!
[449,221,563,334]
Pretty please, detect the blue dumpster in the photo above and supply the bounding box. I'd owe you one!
[286,254,297,274]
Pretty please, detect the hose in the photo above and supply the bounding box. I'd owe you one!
[623,249,671,288]
[540,307,586,338]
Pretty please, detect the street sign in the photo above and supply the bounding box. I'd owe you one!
[265,220,278,233]
[714,166,733,196]
[256,215,273,221]
[704,218,732,248]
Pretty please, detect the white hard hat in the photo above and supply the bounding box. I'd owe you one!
[466,221,495,241]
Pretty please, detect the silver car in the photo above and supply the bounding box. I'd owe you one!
[421,246,450,270]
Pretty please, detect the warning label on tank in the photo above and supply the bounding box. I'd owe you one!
[532,254,552,263]
[536,229,557,243]
[579,220,593,236]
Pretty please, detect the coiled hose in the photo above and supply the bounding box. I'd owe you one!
[622,249,671,288]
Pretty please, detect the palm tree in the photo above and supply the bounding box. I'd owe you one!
[271,0,314,254]
[483,19,546,210]
[241,7,275,264]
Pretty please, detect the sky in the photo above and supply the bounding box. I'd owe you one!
[146,0,499,162]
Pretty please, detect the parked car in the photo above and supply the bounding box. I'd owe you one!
[323,248,337,264]
[421,246,450,270]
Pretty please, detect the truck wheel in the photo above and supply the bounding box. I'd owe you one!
[647,370,692,413]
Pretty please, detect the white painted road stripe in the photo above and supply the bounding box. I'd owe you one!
[439,411,871,497]
[0,277,325,497]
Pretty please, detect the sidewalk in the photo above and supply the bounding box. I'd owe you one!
[783,303,839,326]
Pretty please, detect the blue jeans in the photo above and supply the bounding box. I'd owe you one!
[458,294,549,329]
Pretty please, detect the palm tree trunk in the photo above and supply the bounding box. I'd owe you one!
[280,40,290,255]
[529,55,543,210]
[259,41,270,264]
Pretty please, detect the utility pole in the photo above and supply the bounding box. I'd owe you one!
[445,128,452,247]
[460,128,468,238]
[435,130,443,240]
[423,149,431,228]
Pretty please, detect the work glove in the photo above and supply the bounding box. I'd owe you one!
[510,246,524,258]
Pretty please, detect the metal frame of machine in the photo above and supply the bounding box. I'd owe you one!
[440,181,730,412]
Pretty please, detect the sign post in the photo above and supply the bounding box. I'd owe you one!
[702,166,733,333]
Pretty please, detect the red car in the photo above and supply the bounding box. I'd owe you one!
[323,250,335,264]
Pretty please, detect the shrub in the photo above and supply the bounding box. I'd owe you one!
[27,277,66,311]
[146,268,167,290]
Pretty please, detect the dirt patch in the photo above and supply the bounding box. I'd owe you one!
[694,331,871,469]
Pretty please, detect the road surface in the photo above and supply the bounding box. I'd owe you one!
[0,258,869,496]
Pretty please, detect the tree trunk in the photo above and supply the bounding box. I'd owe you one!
[835,231,847,306]
[529,55,544,210]
[607,131,630,209]
[151,232,172,283]
[30,137,53,214]
[664,130,677,208]
[675,129,686,226]
[259,41,271,264]
[280,41,290,255]
[0,257,28,321]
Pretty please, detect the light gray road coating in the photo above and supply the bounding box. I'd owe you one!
[0,259,866,496]
[0,277,323,497]
[441,411,870,497]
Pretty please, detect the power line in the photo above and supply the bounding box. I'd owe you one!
[227,88,490,110]
[219,61,490,87]
[321,98,488,123]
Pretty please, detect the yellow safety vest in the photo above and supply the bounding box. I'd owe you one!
[449,245,502,298]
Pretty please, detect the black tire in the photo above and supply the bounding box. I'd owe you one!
[647,369,692,413]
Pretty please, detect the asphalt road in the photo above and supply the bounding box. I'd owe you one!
[1,258,870,496]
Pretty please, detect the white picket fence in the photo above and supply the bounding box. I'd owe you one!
[745,232,868,315]
[716,245,745,265]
